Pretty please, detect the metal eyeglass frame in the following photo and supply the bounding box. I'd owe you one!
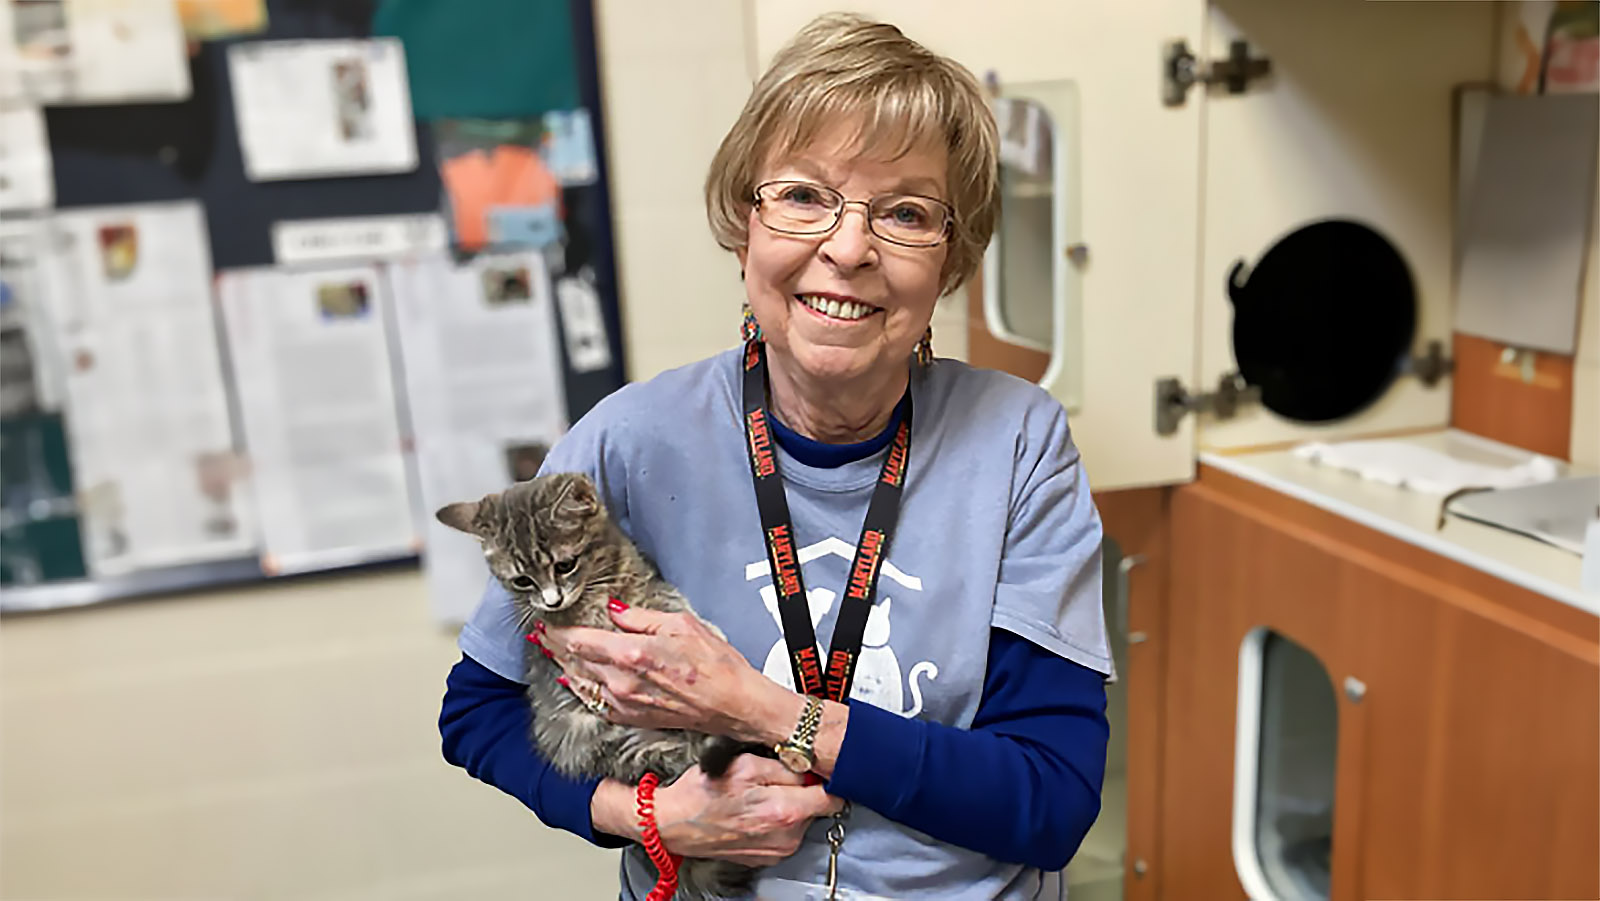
[752,180,954,248]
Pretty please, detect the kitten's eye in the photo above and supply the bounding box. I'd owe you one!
[553,558,576,576]
[509,574,537,592]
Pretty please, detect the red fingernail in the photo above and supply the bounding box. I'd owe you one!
[525,632,541,644]
[608,597,629,613]
[534,621,547,634]
[557,676,570,687]
[541,647,555,659]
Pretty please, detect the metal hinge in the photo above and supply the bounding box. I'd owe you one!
[1401,339,1454,388]
[1155,340,1453,436]
[1163,39,1272,107]
[1154,372,1260,436]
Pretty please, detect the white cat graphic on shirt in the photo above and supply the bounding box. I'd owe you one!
[747,537,938,718]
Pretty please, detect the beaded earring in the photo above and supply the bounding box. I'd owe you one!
[740,302,762,342]
[914,326,933,366]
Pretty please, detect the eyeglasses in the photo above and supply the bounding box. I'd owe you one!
[752,180,954,248]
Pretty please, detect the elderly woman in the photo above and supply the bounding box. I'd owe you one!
[440,13,1111,900]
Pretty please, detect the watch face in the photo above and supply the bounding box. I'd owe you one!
[777,746,812,773]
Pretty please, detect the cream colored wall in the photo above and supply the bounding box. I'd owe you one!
[593,2,976,383]
[592,0,754,381]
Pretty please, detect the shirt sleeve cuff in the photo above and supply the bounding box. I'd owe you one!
[823,698,928,814]
[532,769,631,849]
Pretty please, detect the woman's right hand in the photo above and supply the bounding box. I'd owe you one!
[644,756,842,867]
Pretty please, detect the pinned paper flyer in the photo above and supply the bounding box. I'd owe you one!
[1,0,191,105]
[33,201,256,575]
[0,104,53,211]
[555,271,611,373]
[228,38,418,181]
[271,214,448,266]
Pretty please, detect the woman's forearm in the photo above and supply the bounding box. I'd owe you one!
[589,778,641,841]
[439,655,630,848]
[735,631,1111,871]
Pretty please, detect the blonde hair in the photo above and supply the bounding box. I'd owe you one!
[705,13,998,296]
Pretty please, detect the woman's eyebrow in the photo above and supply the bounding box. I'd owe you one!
[777,160,946,197]
[779,159,836,183]
[889,176,944,196]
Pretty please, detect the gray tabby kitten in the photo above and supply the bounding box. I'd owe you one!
[437,471,759,900]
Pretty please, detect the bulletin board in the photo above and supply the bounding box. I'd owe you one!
[0,0,628,611]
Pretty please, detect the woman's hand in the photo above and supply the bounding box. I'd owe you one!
[592,756,844,867]
[539,600,800,743]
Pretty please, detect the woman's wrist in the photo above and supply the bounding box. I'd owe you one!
[735,677,850,779]
[734,676,810,746]
[589,777,642,842]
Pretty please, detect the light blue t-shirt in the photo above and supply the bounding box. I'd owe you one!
[460,348,1111,900]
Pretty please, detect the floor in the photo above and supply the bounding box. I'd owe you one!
[1,566,1131,900]
[0,567,619,900]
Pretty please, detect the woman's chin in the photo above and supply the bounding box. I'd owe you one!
[781,339,893,383]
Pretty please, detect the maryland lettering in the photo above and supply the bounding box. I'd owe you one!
[880,424,909,486]
[824,649,855,699]
[792,645,823,693]
[846,529,885,601]
[768,523,801,597]
[747,408,776,477]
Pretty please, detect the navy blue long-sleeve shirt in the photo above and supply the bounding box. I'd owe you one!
[440,629,1108,870]
[438,404,1110,870]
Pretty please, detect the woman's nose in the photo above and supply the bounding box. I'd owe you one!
[819,205,877,271]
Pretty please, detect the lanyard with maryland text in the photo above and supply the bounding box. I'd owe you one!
[741,339,912,703]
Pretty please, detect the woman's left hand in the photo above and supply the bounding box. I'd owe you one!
[538,600,790,742]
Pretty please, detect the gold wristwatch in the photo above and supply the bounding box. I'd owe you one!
[775,695,824,773]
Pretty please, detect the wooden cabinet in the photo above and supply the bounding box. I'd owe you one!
[1145,466,1600,900]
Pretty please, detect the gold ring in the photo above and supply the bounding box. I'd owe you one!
[583,686,609,716]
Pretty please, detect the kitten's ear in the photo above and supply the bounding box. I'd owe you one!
[553,474,600,519]
[435,500,483,535]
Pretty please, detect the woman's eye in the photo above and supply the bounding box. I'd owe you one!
[509,574,537,592]
[553,559,577,576]
[780,185,825,207]
[885,203,929,226]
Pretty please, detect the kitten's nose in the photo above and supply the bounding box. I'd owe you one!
[541,586,561,608]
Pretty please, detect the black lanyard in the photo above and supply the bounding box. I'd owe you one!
[741,340,912,703]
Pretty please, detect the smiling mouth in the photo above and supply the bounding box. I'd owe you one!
[795,294,882,322]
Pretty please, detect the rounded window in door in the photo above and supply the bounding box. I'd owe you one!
[974,82,1083,409]
[1235,628,1338,900]
[991,97,1055,350]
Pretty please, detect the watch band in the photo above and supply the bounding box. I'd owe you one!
[776,695,824,772]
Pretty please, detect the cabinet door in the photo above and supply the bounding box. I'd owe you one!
[1164,479,1362,899]
[1195,0,1496,449]
[749,2,1206,491]
[1347,549,1600,898]
[1166,471,1600,900]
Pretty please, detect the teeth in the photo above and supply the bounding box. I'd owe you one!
[799,295,875,321]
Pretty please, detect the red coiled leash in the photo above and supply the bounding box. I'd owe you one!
[636,773,683,901]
